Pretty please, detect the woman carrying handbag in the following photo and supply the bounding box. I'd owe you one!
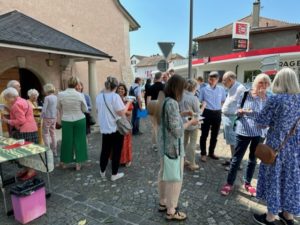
[157,75,199,221]
[253,68,300,225]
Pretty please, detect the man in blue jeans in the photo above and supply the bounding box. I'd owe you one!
[129,77,143,135]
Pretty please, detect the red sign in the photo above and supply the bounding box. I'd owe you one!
[235,23,248,35]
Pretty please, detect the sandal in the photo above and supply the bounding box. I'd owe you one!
[220,184,233,196]
[158,203,167,212]
[166,209,187,221]
[244,184,256,197]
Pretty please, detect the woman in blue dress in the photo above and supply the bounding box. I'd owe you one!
[253,68,300,225]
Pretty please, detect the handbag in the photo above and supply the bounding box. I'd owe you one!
[161,98,182,182]
[137,109,148,118]
[255,116,300,164]
[85,112,96,126]
[103,93,132,135]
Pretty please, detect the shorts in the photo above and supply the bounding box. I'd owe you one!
[222,115,236,146]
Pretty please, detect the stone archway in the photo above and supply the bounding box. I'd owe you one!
[0,67,44,104]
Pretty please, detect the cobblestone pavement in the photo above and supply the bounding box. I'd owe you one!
[1,118,299,225]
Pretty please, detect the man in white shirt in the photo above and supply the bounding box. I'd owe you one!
[221,71,246,169]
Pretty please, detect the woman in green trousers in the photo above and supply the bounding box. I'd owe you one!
[57,76,88,171]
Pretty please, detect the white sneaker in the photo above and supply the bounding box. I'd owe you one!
[111,172,124,181]
[99,170,106,178]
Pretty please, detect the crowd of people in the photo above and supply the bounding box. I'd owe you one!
[0,66,299,224]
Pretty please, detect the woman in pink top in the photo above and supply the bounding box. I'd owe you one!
[2,87,38,180]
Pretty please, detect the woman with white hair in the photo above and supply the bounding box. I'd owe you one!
[1,87,39,180]
[27,89,39,108]
[41,83,57,156]
[221,73,271,197]
[27,88,43,144]
[253,68,300,225]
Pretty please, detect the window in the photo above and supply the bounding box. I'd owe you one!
[244,70,261,83]
[131,60,136,65]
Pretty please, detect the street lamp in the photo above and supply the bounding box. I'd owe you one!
[188,0,193,79]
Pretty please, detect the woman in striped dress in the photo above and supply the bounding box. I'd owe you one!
[220,73,271,196]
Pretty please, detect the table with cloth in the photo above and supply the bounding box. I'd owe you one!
[0,136,53,215]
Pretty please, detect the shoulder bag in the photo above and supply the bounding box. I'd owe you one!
[102,93,132,135]
[161,98,182,182]
[233,90,249,130]
[255,116,300,164]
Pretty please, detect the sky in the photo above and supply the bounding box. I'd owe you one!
[121,0,300,57]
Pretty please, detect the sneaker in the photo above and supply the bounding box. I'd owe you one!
[220,184,233,196]
[99,170,106,178]
[222,160,231,166]
[188,164,200,171]
[208,154,219,160]
[225,166,230,171]
[200,155,207,162]
[253,214,276,225]
[278,212,295,225]
[244,183,256,196]
[111,172,124,181]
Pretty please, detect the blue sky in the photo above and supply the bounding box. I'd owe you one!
[121,0,300,57]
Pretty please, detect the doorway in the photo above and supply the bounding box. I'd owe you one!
[0,67,44,104]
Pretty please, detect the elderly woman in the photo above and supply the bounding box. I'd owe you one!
[253,68,300,225]
[57,76,88,171]
[178,79,201,171]
[221,73,271,196]
[1,87,38,180]
[41,84,57,156]
[158,75,199,221]
[96,77,132,181]
[27,89,43,144]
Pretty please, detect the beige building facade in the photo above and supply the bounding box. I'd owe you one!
[0,0,139,108]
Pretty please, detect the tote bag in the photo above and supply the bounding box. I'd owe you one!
[161,98,182,182]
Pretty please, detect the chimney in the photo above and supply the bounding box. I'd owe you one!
[252,0,260,28]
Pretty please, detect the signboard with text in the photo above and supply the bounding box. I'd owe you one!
[232,22,250,51]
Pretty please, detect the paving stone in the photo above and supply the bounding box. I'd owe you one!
[0,119,299,225]
[87,209,109,221]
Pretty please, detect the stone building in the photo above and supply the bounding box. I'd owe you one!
[0,0,139,114]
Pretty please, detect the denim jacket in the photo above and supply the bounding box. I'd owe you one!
[158,98,185,158]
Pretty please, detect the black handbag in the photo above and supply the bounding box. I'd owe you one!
[85,112,96,126]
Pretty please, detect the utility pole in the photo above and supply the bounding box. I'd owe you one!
[188,0,193,78]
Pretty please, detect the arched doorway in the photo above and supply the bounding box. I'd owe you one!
[0,67,44,104]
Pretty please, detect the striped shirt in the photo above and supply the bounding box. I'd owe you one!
[199,84,226,110]
[235,91,267,137]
